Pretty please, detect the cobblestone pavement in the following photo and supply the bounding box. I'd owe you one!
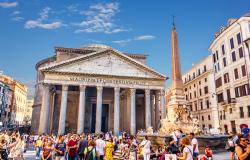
[24,150,231,160]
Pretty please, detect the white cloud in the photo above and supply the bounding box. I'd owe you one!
[75,2,128,34]
[0,2,18,8]
[12,11,20,15]
[67,4,79,12]
[11,16,24,21]
[112,39,131,46]
[24,7,62,29]
[134,35,156,40]
[113,34,156,46]
[25,21,61,29]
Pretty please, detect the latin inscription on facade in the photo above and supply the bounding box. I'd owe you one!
[69,77,146,85]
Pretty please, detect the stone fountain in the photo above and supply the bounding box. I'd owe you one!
[137,22,228,153]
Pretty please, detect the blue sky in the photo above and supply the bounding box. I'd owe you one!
[0,0,250,95]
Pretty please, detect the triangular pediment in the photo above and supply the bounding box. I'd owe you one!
[41,49,166,79]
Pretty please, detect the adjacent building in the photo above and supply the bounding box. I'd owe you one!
[0,74,28,125]
[0,81,12,126]
[209,13,250,133]
[24,99,33,125]
[32,44,167,135]
[182,55,220,132]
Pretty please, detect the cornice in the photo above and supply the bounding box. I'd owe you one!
[36,56,56,70]
[43,70,166,81]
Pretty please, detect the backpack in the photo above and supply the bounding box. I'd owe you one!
[85,147,97,160]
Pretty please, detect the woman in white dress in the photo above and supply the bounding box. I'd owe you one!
[177,137,193,160]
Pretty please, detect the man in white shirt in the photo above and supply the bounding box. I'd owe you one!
[95,134,105,160]
[140,136,151,160]
[189,132,199,160]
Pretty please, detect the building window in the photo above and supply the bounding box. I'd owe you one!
[213,53,216,63]
[209,124,212,129]
[234,68,239,79]
[204,65,207,72]
[240,107,244,118]
[194,91,196,98]
[220,111,222,120]
[208,115,211,120]
[248,106,250,117]
[230,38,234,49]
[231,51,236,62]
[227,89,231,102]
[200,101,203,110]
[199,89,202,96]
[230,108,233,114]
[186,95,188,100]
[223,57,227,67]
[190,104,193,112]
[198,69,201,75]
[223,110,226,120]
[195,103,198,111]
[202,116,204,121]
[237,33,242,45]
[239,47,244,58]
[194,84,196,87]
[202,124,205,129]
[199,81,201,85]
[215,77,222,88]
[222,44,225,55]
[216,50,219,60]
[204,86,208,94]
[242,65,246,77]
[224,73,230,83]
[235,87,240,98]
[205,78,207,82]
[190,93,192,99]
[217,93,224,103]
[217,63,220,71]
[206,100,210,109]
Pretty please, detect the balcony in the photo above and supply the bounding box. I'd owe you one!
[220,98,236,110]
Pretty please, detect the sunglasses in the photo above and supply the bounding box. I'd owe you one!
[241,139,249,142]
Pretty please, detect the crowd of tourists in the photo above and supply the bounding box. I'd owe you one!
[0,130,26,160]
[3,128,250,160]
[32,130,204,160]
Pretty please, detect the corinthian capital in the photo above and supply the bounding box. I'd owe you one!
[96,86,103,92]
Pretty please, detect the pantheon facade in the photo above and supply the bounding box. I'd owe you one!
[31,44,167,135]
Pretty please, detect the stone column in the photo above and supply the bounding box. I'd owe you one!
[58,85,68,135]
[114,87,120,136]
[151,93,155,130]
[130,88,136,135]
[38,84,50,134]
[145,89,151,129]
[160,89,166,119]
[77,85,86,134]
[95,86,103,133]
[155,91,160,130]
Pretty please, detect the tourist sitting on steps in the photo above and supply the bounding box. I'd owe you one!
[235,134,250,160]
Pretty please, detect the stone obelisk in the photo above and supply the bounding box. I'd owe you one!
[167,22,186,122]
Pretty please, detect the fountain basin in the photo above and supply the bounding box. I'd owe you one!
[137,134,229,154]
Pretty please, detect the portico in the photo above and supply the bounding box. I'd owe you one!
[32,45,167,135]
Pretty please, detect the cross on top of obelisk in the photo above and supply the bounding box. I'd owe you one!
[172,15,176,30]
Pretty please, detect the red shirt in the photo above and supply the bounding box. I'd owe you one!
[67,139,78,157]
